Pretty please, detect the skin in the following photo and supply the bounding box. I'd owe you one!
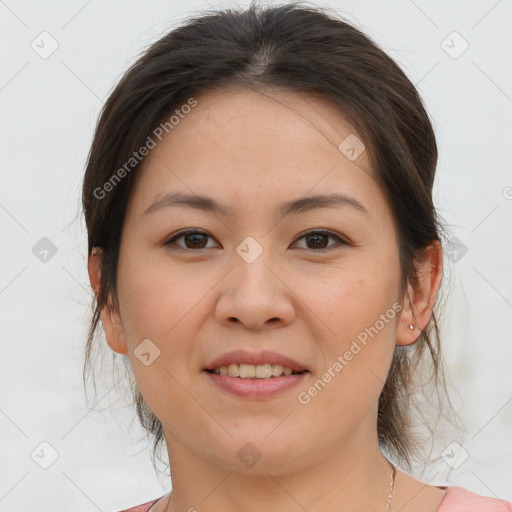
[89,85,446,512]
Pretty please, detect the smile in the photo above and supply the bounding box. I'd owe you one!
[207,363,307,379]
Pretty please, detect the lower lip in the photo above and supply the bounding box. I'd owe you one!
[204,371,309,399]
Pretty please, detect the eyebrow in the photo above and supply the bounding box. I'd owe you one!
[142,191,369,217]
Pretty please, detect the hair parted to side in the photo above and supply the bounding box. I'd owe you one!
[82,1,458,473]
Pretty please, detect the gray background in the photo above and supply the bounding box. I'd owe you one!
[1,0,511,510]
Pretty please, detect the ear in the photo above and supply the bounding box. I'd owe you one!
[395,240,443,346]
[88,248,128,355]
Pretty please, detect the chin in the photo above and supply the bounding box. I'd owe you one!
[200,432,310,475]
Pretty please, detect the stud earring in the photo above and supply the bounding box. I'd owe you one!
[409,324,414,330]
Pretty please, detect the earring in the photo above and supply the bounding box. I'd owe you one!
[409,324,414,330]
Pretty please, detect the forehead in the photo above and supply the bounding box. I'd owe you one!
[128,85,388,221]
[166,84,372,170]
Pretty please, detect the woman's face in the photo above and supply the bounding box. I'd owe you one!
[97,86,416,474]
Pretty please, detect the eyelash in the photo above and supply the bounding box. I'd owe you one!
[163,229,349,252]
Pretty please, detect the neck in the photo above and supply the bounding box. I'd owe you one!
[162,423,394,512]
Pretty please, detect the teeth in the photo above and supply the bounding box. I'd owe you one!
[213,363,300,378]
[256,364,272,378]
[227,363,240,377]
[271,364,283,376]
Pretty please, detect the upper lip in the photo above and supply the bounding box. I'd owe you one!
[204,349,309,372]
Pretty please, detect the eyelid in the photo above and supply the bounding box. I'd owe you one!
[164,228,350,251]
[163,229,218,249]
[292,229,350,250]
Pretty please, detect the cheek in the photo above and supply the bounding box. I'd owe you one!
[117,258,205,434]
[296,264,399,409]
[117,250,211,342]
[116,252,209,411]
[297,262,399,346]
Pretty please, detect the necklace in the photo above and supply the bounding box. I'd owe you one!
[386,463,397,510]
[162,463,397,511]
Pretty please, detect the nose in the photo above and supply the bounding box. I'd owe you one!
[214,251,296,331]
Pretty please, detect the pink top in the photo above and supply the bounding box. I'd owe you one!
[117,486,512,511]
[117,498,159,512]
[436,486,512,511]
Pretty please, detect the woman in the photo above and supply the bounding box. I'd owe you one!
[82,3,512,511]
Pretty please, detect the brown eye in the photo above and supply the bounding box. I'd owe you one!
[294,230,348,251]
[164,230,217,250]
[164,229,348,252]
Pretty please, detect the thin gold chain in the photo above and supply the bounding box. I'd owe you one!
[386,463,397,510]
[161,463,398,511]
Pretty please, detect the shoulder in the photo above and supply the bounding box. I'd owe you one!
[114,498,160,512]
[437,486,512,511]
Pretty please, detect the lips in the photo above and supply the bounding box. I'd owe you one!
[204,349,309,373]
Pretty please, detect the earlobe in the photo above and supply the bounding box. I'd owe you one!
[395,241,443,347]
[88,248,129,355]
[99,307,129,355]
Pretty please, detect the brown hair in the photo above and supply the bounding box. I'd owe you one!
[82,1,456,471]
